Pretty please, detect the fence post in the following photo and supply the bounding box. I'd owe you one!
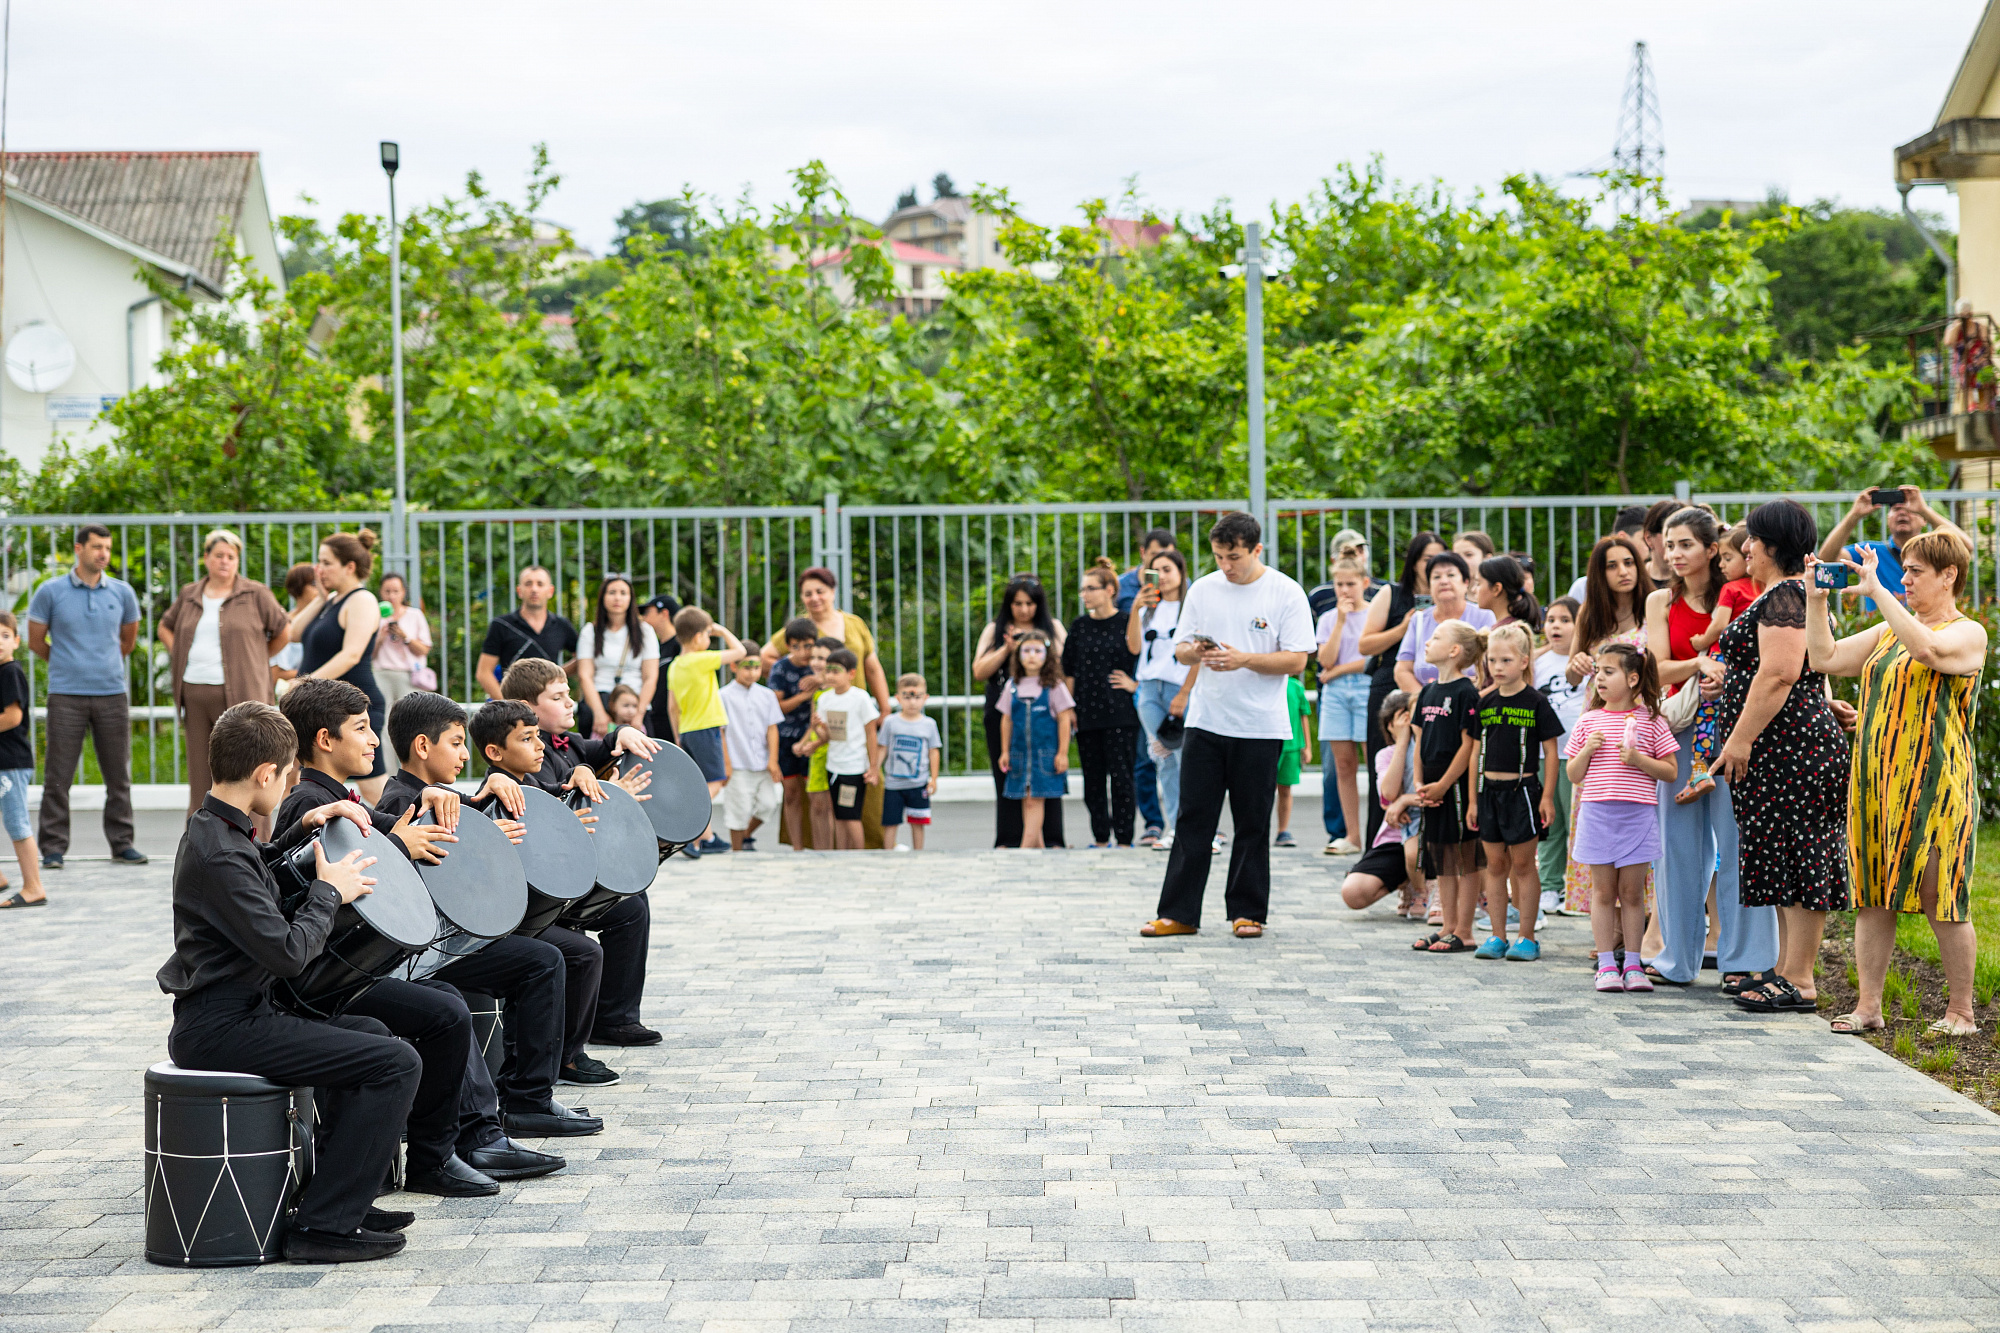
[1674,479,1691,503]
[822,491,853,613]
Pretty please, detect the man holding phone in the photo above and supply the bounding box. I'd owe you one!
[1139,511,1313,942]
[1816,486,1969,612]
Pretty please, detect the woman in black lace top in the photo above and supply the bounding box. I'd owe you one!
[1713,499,1851,1015]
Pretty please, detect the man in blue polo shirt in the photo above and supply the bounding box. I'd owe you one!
[27,525,144,868]
[1815,485,1971,613]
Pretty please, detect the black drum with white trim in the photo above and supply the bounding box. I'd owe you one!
[559,782,658,927]
[144,1062,314,1267]
[402,807,527,980]
[615,742,713,857]
[511,787,597,937]
[270,817,435,1020]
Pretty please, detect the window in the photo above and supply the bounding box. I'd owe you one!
[909,266,925,291]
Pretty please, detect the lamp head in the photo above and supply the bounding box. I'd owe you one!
[379,141,400,176]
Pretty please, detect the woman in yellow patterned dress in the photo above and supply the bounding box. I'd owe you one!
[1806,530,1987,1037]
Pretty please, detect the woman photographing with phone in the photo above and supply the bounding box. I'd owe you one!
[1126,549,1199,851]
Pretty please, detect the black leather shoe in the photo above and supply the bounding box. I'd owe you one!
[590,1022,662,1047]
[401,1154,499,1197]
[503,1102,604,1137]
[363,1208,415,1232]
[283,1225,406,1263]
[464,1137,566,1179]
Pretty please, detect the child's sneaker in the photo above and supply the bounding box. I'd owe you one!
[1473,936,1508,959]
[1595,964,1623,992]
[1622,964,1654,993]
[1274,831,1297,848]
[1540,889,1561,916]
[1505,938,1541,962]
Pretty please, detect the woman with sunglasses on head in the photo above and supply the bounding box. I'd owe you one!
[975,575,1068,848]
[1125,550,1200,852]
[577,575,659,741]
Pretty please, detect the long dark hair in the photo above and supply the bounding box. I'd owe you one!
[1146,547,1189,601]
[1477,554,1541,629]
[1577,534,1654,650]
[1663,507,1723,613]
[992,575,1055,638]
[1398,531,1442,595]
[592,575,645,660]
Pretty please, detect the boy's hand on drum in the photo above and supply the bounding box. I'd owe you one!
[315,842,377,904]
[389,806,458,865]
[613,728,662,759]
[478,772,527,818]
[303,800,372,838]
[565,768,606,803]
[494,817,526,846]
[418,786,461,831]
[612,764,653,802]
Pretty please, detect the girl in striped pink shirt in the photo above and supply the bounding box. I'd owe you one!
[1563,643,1679,993]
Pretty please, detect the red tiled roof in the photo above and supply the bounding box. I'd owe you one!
[812,238,962,270]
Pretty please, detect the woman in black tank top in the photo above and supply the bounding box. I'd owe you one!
[289,529,389,798]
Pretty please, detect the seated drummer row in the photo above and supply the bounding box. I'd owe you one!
[156,666,661,1264]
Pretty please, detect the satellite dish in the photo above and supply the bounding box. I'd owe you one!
[6,324,76,393]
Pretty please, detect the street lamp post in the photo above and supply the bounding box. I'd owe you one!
[1244,221,1266,528]
[381,140,406,580]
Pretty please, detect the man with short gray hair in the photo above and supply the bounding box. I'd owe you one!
[28,525,144,868]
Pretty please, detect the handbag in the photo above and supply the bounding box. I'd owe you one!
[1660,673,1703,732]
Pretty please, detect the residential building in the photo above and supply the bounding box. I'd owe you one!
[0,150,284,471]
[811,238,963,316]
[882,196,1015,272]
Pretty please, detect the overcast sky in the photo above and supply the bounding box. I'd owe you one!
[12,0,1988,252]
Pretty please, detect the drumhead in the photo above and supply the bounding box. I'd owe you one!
[587,782,659,894]
[414,807,527,938]
[317,816,437,949]
[618,743,713,844]
[514,787,596,903]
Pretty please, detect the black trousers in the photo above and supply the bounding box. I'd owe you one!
[589,892,650,1031]
[538,925,604,1066]
[432,935,564,1115]
[168,984,419,1235]
[985,709,1066,847]
[1364,674,1394,848]
[1155,728,1284,928]
[343,979,474,1177]
[1076,727,1138,845]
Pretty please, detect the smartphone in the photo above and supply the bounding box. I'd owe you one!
[1414,595,1435,611]
[1187,634,1220,651]
[1870,487,1906,507]
[1140,568,1160,588]
[1813,562,1850,590]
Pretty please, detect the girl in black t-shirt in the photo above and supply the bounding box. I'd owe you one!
[1467,623,1564,963]
[1411,620,1485,954]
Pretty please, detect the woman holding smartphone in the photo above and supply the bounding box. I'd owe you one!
[1127,549,1198,852]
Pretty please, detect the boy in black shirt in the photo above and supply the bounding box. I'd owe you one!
[0,611,45,908]
[1412,621,1484,954]
[157,701,415,1263]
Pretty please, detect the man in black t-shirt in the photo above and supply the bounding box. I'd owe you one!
[475,565,583,725]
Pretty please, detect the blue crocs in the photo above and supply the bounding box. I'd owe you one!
[1472,935,1508,960]
[1505,938,1541,962]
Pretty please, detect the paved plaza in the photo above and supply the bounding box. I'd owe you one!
[5,844,2000,1331]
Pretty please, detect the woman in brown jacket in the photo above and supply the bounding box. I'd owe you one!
[157,529,290,812]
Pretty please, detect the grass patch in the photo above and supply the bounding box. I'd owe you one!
[1890,825,2000,1005]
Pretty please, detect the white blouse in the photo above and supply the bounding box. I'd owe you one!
[578,620,659,693]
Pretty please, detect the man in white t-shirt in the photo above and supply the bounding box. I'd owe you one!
[1142,512,1314,940]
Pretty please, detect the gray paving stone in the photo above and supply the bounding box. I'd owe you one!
[5,848,2000,1330]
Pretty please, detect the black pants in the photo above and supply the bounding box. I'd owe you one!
[168,985,418,1235]
[1077,727,1138,845]
[985,709,1065,848]
[537,925,604,1066]
[1155,728,1284,927]
[432,935,564,1114]
[589,892,650,1031]
[1364,674,1395,848]
[343,979,474,1177]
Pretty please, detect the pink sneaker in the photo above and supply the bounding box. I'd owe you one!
[1595,965,1623,993]
[1622,965,1654,993]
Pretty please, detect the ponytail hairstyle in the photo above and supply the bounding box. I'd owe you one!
[1663,506,1724,613]
[1084,555,1119,593]
[1486,621,1536,669]
[1009,629,1061,689]
[1477,554,1541,630]
[1720,523,1749,557]
[1594,641,1661,719]
[1431,618,1488,670]
[321,528,378,581]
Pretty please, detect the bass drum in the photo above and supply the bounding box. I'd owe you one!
[511,787,597,937]
[615,742,714,856]
[271,816,436,1020]
[559,782,658,928]
[403,806,528,980]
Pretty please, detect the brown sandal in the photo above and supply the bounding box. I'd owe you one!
[1232,919,1263,938]
[1140,919,1198,937]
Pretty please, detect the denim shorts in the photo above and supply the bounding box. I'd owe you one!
[1319,673,1372,743]
[882,786,931,826]
[0,767,31,842]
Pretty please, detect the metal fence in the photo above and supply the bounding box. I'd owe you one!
[7,488,1997,783]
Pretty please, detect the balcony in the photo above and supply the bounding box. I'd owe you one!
[1899,315,2000,458]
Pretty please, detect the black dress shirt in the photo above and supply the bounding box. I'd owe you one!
[275,766,400,841]
[156,795,337,998]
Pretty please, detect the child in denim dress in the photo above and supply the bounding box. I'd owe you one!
[998,631,1076,850]
[0,611,46,908]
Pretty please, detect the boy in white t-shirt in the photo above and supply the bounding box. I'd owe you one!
[719,658,784,852]
[814,648,881,850]
[878,673,942,851]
